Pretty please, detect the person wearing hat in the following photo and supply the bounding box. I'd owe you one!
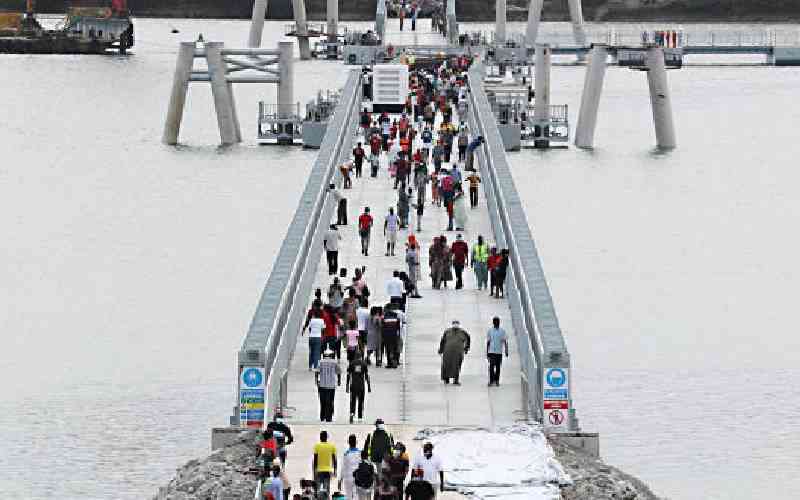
[438,320,471,385]
[364,418,395,483]
[316,349,342,422]
[411,442,444,497]
[450,234,469,290]
[330,183,347,226]
[267,412,294,464]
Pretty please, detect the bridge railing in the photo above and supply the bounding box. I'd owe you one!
[466,63,577,431]
[234,70,362,427]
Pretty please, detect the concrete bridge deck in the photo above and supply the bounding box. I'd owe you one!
[284,114,523,428]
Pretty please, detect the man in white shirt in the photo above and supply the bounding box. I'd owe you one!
[324,224,341,276]
[384,207,400,256]
[385,270,404,308]
[305,310,326,371]
[411,442,444,496]
[339,434,362,499]
[356,299,371,348]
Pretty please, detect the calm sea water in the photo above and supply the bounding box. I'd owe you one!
[1,18,798,500]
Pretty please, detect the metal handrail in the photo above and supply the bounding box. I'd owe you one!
[467,64,575,429]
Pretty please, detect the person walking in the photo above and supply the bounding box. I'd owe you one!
[486,316,509,386]
[496,249,509,298]
[385,207,400,256]
[470,235,489,290]
[438,319,470,385]
[386,442,410,497]
[457,126,469,162]
[405,468,436,500]
[381,305,402,369]
[450,234,468,290]
[331,183,347,226]
[411,442,444,497]
[453,188,467,231]
[466,171,481,208]
[359,207,374,256]
[304,309,325,371]
[367,306,383,366]
[353,142,366,178]
[386,270,405,308]
[316,349,341,422]
[346,350,371,423]
[487,246,501,297]
[465,135,484,171]
[398,187,411,229]
[267,412,294,465]
[413,190,425,232]
[356,298,371,350]
[364,418,395,483]
[313,431,338,495]
[353,450,377,500]
[324,224,342,275]
[339,434,362,499]
[405,240,422,298]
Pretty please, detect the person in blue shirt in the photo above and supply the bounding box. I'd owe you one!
[486,316,509,387]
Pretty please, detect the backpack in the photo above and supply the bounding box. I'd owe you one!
[353,461,375,488]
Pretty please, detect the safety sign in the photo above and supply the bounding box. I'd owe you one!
[239,367,266,428]
[548,409,565,427]
[543,367,569,401]
[545,368,566,388]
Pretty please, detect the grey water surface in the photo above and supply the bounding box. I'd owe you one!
[1,18,798,500]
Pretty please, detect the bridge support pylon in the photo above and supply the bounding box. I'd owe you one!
[533,44,551,148]
[575,45,607,149]
[525,0,543,48]
[646,47,676,149]
[495,0,506,45]
[292,0,311,59]
[248,0,268,47]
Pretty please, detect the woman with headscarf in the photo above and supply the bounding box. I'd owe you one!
[438,319,471,385]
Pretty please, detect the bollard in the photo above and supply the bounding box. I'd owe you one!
[646,47,676,149]
[247,0,268,47]
[525,0,544,48]
[574,45,608,149]
[533,44,551,148]
[292,0,311,60]
[205,42,240,145]
[327,0,338,44]
[278,41,295,119]
[162,41,195,145]
[495,0,506,45]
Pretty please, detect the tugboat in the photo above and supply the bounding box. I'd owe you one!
[0,0,134,54]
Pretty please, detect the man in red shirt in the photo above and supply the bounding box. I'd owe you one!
[487,247,502,297]
[450,234,469,290]
[358,207,374,256]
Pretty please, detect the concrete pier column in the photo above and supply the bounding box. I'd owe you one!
[646,47,676,149]
[327,0,338,44]
[574,45,608,149]
[525,0,543,48]
[375,0,386,43]
[533,44,551,148]
[446,0,458,45]
[566,0,587,47]
[248,0,269,47]
[205,42,239,145]
[495,0,506,45]
[163,42,196,145]
[278,41,295,119]
[292,0,311,59]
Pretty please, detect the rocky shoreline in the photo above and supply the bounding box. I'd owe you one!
[550,435,661,500]
[155,430,661,500]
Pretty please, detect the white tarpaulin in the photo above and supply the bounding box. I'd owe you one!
[414,425,570,500]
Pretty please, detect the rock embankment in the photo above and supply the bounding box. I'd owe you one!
[154,431,260,500]
[550,435,661,500]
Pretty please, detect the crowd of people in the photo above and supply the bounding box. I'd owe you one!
[259,413,445,500]
[259,53,517,500]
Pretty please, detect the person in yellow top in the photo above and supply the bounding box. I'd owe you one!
[471,235,489,290]
[313,430,338,495]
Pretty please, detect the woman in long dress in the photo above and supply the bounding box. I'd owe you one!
[453,189,467,231]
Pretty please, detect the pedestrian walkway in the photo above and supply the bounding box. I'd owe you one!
[284,114,523,427]
[383,18,448,47]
